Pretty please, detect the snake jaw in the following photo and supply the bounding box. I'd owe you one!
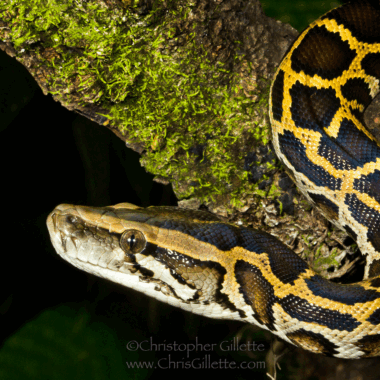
[47,203,251,323]
[47,204,122,266]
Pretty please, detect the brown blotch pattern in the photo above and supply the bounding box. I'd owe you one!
[356,334,380,357]
[235,260,276,329]
[308,193,339,221]
[287,329,339,356]
[271,69,285,122]
[361,52,380,79]
[291,25,356,80]
[341,78,372,107]
[322,0,380,44]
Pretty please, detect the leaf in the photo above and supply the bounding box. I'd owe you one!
[0,306,149,380]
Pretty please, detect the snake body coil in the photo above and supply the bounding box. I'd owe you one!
[270,0,380,281]
[47,0,380,359]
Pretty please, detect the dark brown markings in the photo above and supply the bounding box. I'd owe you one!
[335,118,380,167]
[368,260,380,279]
[137,266,155,278]
[344,225,358,241]
[159,221,242,251]
[271,69,285,122]
[305,275,380,305]
[369,277,380,288]
[148,218,303,255]
[154,245,225,289]
[174,222,239,251]
[350,106,364,124]
[345,193,380,252]
[235,261,277,329]
[370,274,380,288]
[266,248,309,286]
[152,245,246,317]
[317,134,355,171]
[353,170,380,204]
[290,81,340,132]
[279,130,343,191]
[287,329,339,356]
[240,230,310,280]
[232,228,288,255]
[308,193,339,221]
[368,305,380,325]
[341,78,372,107]
[280,294,360,331]
[154,220,279,253]
[149,279,186,301]
[322,0,380,44]
[361,52,380,79]
[356,334,380,357]
[140,241,159,256]
[291,25,356,80]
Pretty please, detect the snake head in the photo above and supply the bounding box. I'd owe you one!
[46,203,245,321]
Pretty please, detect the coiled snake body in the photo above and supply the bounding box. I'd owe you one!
[47,1,380,359]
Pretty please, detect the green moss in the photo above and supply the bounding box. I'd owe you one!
[314,247,340,272]
[277,199,283,215]
[1,0,278,208]
[300,199,313,211]
[129,39,273,208]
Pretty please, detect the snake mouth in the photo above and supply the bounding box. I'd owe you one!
[46,204,136,275]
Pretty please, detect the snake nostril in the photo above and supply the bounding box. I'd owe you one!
[66,215,78,224]
[51,213,58,229]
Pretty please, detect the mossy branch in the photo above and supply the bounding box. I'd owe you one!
[0,0,298,214]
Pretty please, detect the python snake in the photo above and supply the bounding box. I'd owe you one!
[47,0,380,359]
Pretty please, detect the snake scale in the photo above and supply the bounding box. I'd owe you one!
[47,0,380,359]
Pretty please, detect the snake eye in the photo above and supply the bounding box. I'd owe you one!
[120,229,146,254]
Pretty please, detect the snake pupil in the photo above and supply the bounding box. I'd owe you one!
[129,234,135,249]
[120,229,146,254]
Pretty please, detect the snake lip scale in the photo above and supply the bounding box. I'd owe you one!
[47,1,380,359]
